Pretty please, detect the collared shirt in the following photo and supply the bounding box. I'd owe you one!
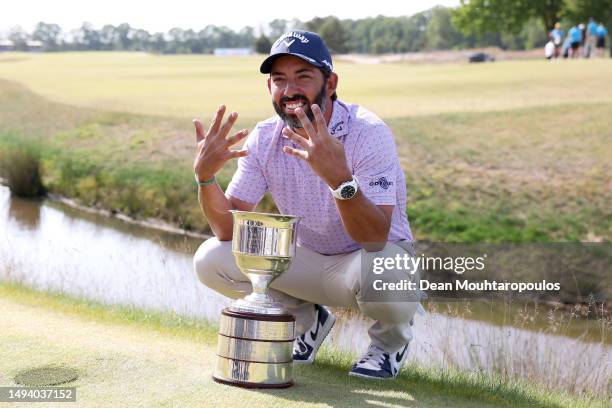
[226,99,413,255]
[569,26,583,43]
[551,28,564,44]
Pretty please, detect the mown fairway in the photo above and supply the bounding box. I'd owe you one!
[1,52,612,120]
[0,52,610,241]
[0,283,601,408]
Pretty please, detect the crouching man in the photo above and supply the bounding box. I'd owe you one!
[193,30,421,379]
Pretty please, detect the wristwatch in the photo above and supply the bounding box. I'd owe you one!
[330,175,359,200]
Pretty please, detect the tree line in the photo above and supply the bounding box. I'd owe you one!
[5,1,611,55]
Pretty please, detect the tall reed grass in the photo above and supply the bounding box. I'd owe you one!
[331,299,610,399]
[427,299,610,399]
[0,146,45,197]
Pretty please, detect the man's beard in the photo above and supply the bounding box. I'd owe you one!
[273,83,327,129]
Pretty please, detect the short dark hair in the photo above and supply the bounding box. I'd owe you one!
[320,68,337,101]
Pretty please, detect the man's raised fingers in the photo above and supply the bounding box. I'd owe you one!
[311,104,327,134]
[207,105,226,135]
[228,149,249,159]
[282,145,309,161]
[218,111,239,139]
[225,129,249,146]
[193,119,205,143]
[282,127,311,150]
[295,107,318,141]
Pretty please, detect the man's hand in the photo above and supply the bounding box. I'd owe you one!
[193,105,249,182]
[282,104,352,188]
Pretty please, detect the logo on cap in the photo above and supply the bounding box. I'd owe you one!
[274,32,310,47]
[261,30,333,74]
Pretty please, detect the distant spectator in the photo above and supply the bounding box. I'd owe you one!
[545,40,555,60]
[568,25,583,58]
[585,17,598,58]
[561,37,571,59]
[550,23,564,58]
[596,23,608,58]
[578,23,586,48]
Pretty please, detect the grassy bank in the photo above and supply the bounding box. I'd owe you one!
[0,76,609,241]
[0,282,606,408]
[391,102,611,242]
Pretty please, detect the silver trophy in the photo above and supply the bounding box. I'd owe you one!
[213,210,300,388]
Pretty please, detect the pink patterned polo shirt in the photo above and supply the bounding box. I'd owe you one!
[225,99,413,255]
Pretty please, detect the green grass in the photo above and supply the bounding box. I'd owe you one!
[1,52,612,119]
[0,282,218,344]
[0,54,610,241]
[0,282,606,408]
[0,145,45,197]
[391,103,612,241]
[0,54,609,406]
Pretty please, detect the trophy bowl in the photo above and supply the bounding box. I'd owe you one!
[213,210,300,388]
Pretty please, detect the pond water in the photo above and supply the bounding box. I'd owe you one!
[0,186,608,396]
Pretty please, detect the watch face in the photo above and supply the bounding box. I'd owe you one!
[340,185,356,199]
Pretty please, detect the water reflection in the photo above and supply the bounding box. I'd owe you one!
[7,193,42,230]
[0,185,230,320]
[0,185,609,396]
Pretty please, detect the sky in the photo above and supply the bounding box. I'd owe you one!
[1,0,460,35]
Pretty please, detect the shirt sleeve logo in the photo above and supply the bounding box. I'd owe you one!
[369,177,393,190]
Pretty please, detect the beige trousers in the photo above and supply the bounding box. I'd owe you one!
[194,238,421,352]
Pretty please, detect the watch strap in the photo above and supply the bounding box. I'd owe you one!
[330,175,359,200]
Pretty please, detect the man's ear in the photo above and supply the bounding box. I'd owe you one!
[327,72,338,98]
[267,77,271,94]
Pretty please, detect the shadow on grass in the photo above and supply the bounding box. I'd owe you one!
[233,353,572,408]
[243,363,564,408]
